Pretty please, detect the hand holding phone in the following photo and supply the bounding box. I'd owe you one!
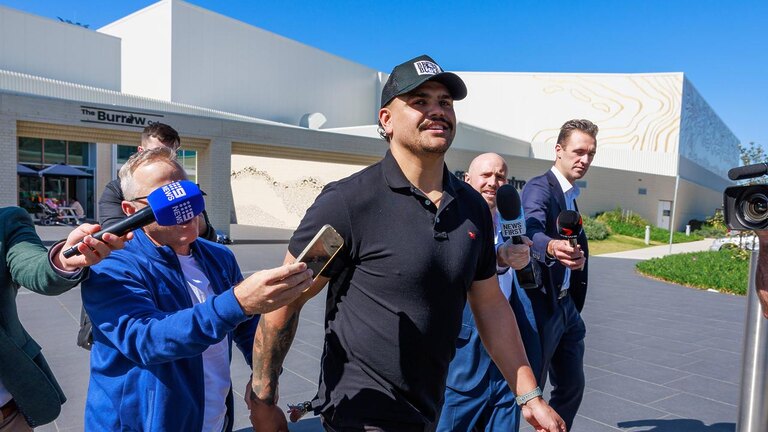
[294,224,344,281]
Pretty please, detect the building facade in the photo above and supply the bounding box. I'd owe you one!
[1,0,738,233]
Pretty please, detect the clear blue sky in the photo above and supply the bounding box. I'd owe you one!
[2,0,765,148]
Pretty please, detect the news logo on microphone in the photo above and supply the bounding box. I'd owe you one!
[162,181,188,200]
[501,218,525,239]
[497,184,539,289]
[152,180,205,226]
[557,210,583,247]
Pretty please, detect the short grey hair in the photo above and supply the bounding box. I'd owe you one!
[119,147,186,201]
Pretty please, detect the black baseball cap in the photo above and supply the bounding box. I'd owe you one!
[380,55,467,108]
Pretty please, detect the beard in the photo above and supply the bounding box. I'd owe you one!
[402,119,455,155]
[400,137,452,155]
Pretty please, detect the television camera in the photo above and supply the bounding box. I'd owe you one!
[725,163,768,230]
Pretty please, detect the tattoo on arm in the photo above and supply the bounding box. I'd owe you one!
[250,311,300,405]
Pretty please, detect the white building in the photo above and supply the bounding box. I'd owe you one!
[1,0,739,233]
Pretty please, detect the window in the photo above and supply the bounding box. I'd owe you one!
[18,176,42,213]
[44,140,67,164]
[638,188,647,195]
[177,149,197,183]
[18,137,42,164]
[17,137,95,217]
[68,141,90,166]
[117,144,137,165]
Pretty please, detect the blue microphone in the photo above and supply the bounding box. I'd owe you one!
[496,184,538,289]
[62,180,205,258]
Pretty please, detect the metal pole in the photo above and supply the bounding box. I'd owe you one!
[737,251,768,432]
[668,175,680,253]
[644,225,650,245]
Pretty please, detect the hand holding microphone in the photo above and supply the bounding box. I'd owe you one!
[61,180,205,259]
[548,210,585,270]
[53,224,132,271]
[496,184,538,289]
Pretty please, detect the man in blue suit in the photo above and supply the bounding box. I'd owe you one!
[438,153,541,431]
[521,119,598,430]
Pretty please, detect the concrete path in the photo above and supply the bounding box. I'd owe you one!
[598,239,716,260]
[22,227,740,431]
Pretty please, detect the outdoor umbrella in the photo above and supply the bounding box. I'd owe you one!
[37,163,93,178]
[17,164,38,176]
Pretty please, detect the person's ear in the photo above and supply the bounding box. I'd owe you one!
[122,201,137,217]
[555,143,564,159]
[379,108,393,136]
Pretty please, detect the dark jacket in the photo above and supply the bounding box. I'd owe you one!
[0,207,86,426]
[522,170,589,312]
[97,179,126,230]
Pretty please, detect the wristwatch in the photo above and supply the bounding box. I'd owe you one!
[515,386,543,406]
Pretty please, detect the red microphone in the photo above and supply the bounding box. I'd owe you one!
[557,210,582,247]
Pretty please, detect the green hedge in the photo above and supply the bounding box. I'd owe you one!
[596,208,703,243]
[603,220,646,238]
[636,249,750,295]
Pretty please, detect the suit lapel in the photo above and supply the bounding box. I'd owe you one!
[546,170,567,213]
[539,170,565,309]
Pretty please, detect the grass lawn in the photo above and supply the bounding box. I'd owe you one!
[636,249,749,295]
[590,234,665,255]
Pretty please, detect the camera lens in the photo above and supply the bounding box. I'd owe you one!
[742,193,768,224]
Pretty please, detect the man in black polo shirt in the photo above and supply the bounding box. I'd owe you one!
[247,55,565,432]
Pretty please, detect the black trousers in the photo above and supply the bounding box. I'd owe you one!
[321,415,430,432]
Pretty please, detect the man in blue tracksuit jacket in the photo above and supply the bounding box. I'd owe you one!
[438,153,542,431]
[81,147,312,431]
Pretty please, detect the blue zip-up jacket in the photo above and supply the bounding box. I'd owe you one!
[81,229,258,431]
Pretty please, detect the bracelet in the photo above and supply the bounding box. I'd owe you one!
[515,386,543,406]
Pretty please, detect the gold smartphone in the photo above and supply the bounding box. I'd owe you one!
[295,224,344,280]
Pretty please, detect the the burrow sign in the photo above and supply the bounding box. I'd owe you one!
[80,106,164,128]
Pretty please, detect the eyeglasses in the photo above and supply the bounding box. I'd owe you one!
[129,184,206,202]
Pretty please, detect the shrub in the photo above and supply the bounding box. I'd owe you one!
[706,209,727,232]
[659,227,703,243]
[695,224,728,238]
[694,210,728,238]
[603,220,646,238]
[582,217,609,240]
[596,207,649,227]
[636,248,749,295]
[596,207,703,243]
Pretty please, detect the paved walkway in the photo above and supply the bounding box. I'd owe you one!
[22,228,740,431]
[599,238,716,260]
